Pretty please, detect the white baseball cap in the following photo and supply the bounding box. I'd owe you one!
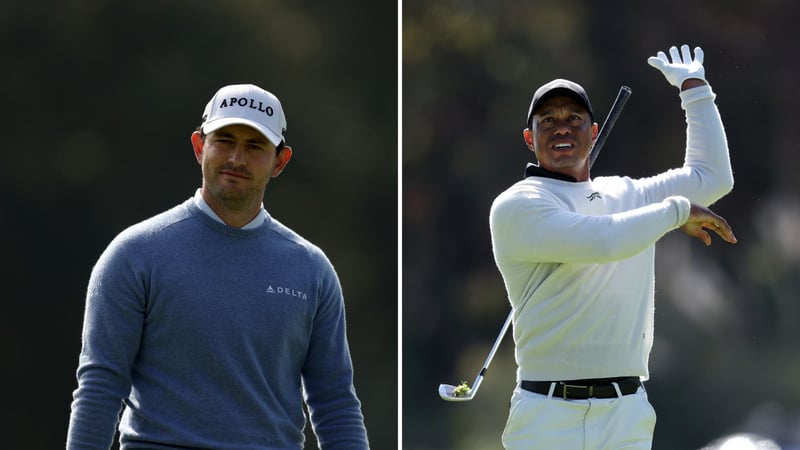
[201,84,287,147]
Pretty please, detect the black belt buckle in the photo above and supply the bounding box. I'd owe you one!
[560,382,591,399]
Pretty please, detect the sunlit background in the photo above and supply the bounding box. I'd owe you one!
[403,1,800,449]
[1,0,396,448]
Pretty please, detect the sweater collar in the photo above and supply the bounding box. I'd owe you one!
[523,163,580,183]
[193,188,267,229]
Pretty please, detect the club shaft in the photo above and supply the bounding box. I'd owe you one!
[470,311,513,394]
[589,86,632,168]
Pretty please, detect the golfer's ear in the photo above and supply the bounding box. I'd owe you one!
[523,129,534,151]
[191,131,204,164]
[272,146,292,178]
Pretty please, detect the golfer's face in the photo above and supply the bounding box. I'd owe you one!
[198,124,288,204]
[530,96,597,180]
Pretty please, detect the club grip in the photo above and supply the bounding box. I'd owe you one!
[589,86,632,168]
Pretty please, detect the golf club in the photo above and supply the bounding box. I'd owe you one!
[438,311,513,401]
[590,85,632,168]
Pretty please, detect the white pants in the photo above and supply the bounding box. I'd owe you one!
[502,383,657,450]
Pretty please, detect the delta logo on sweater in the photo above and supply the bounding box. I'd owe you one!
[266,285,308,300]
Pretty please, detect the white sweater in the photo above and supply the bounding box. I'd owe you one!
[489,85,733,382]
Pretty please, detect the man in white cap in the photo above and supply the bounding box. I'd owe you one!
[67,84,370,449]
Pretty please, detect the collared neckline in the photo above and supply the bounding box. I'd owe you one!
[192,189,267,229]
[523,163,580,183]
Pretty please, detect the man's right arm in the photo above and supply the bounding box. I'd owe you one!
[490,190,691,265]
[67,238,145,450]
[490,191,735,267]
[680,203,737,246]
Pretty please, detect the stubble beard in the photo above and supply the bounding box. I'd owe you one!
[204,166,265,214]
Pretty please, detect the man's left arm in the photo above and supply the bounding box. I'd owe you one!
[642,44,734,207]
[678,79,734,206]
[302,256,369,450]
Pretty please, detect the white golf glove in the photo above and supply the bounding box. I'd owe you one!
[647,44,706,89]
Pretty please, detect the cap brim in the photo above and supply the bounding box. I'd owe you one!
[529,88,594,122]
[202,118,283,147]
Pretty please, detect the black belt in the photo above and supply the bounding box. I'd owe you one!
[521,377,641,399]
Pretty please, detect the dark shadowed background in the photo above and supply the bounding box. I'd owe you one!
[403,1,800,449]
[1,1,397,448]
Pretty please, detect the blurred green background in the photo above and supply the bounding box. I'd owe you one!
[1,0,396,448]
[403,1,800,449]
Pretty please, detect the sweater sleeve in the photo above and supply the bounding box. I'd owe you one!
[490,192,691,264]
[301,255,369,450]
[635,84,734,207]
[66,236,146,450]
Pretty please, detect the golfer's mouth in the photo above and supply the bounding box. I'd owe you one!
[221,170,250,180]
[551,142,575,152]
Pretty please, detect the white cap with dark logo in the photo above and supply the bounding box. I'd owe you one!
[201,84,287,147]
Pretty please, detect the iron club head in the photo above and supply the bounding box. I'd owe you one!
[438,311,513,403]
[438,383,475,402]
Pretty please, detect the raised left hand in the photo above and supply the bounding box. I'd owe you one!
[648,44,706,90]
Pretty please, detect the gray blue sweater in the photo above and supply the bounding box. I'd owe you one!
[67,198,369,449]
